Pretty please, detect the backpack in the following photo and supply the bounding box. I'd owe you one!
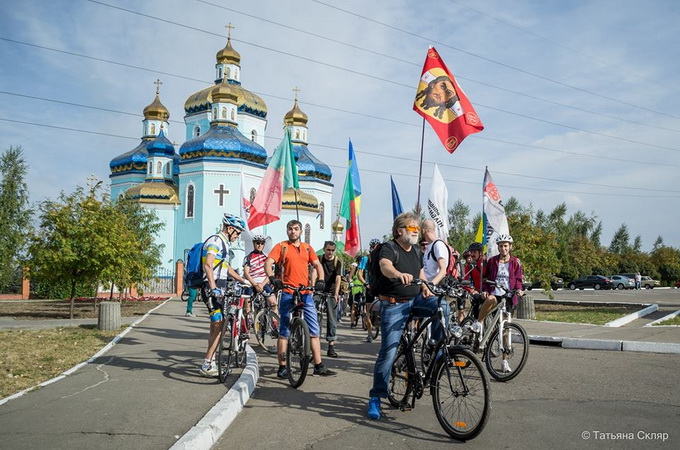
[367,241,399,297]
[427,239,459,280]
[185,235,227,289]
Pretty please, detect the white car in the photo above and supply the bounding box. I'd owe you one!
[608,275,635,290]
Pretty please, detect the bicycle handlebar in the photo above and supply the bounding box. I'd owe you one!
[483,279,525,298]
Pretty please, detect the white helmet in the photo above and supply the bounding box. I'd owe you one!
[496,233,513,244]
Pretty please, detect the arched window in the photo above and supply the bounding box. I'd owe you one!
[150,123,156,135]
[186,184,195,218]
[218,67,223,79]
[226,67,231,78]
[221,107,227,119]
[303,130,306,141]
[304,224,311,243]
[157,161,162,174]
[230,109,235,121]
[213,107,218,119]
[165,163,171,175]
[194,126,200,138]
[295,129,300,139]
[234,68,238,79]
[147,162,152,174]
[251,130,257,142]
[319,202,325,229]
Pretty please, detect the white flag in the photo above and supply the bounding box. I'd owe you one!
[427,164,450,241]
[483,168,509,258]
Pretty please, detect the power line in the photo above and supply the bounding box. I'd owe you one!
[3,115,678,196]
[310,0,680,121]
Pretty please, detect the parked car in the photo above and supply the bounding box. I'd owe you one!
[525,277,564,290]
[608,275,635,290]
[640,276,660,289]
[567,275,613,290]
[675,280,680,289]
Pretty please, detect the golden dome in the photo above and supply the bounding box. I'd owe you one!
[281,188,318,212]
[331,218,344,233]
[125,182,179,205]
[210,77,238,103]
[284,99,308,126]
[216,37,240,65]
[143,94,170,121]
[184,84,267,117]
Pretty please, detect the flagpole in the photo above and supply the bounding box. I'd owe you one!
[294,189,300,221]
[416,116,426,214]
[480,165,487,291]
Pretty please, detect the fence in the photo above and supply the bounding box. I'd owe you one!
[141,266,175,294]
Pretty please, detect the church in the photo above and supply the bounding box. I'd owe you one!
[109,32,343,272]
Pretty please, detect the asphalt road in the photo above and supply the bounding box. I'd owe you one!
[215,324,679,449]
[527,287,680,308]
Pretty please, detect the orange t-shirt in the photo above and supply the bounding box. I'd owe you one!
[268,241,318,291]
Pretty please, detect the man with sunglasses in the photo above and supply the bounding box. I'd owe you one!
[367,212,450,420]
[243,234,278,316]
[199,213,248,377]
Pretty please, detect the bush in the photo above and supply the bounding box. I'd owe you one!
[30,279,97,299]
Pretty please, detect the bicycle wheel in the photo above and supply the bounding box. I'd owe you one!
[387,337,414,408]
[431,346,490,441]
[217,315,235,383]
[254,310,279,354]
[287,317,311,389]
[235,316,248,367]
[484,322,529,382]
[370,311,380,339]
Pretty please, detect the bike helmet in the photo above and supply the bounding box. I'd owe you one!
[369,238,381,247]
[496,233,513,244]
[222,213,246,231]
[467,242,483,252]
[252,234,268,243]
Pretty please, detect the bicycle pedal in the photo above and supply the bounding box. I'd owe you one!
[399,403,413,412]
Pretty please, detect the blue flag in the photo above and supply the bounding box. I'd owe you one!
[390,175,404,219]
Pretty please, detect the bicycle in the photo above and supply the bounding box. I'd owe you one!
[350,288,367,331]
[282,283,314,389]
[252,290,280,354]
[456,280,529,382]
[387,280,491,440]
[368,299,380,340]
[216,282,250,383]
[314,291,330,338]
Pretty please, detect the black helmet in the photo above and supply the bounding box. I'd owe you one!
[468,242,483,252]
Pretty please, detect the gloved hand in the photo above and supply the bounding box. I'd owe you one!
[269,276,284,291]
[314,280,326,292]
[211,287,223,298]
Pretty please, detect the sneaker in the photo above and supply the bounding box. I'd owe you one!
[313,364,337,376]
[327,347,338,358]
[501,360,512,373]
[367,396,382,419]
[185,312,195,317]
[199,364,218,378]
[365,335,373,343]
[276,366,289,379]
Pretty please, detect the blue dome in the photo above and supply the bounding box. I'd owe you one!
[110,132,178,176]
[292,144,332,183]
[179,124,267,167]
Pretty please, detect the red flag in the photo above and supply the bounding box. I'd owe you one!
[413,47,483,153]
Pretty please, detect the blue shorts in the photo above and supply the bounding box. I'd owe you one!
[278,292,320,338]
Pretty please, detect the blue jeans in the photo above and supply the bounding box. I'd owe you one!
[369,294,450,398]
[279,292,321,338]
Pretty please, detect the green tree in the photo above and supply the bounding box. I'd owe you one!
[447,200,475,253]
[632,235,642,253]
[609,224,631,254]
[0,146,31,291]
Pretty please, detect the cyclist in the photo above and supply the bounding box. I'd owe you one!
[243,234,278,316]
[319,241,342,357]
[481,234,524,372]
[363,238,381,343]
[463,242,485,325]
[199,213,249,377]
[367,212,449,420]
[265,220,337,378]
[348,254,367,331]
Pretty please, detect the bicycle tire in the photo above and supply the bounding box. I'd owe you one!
[236,316,248,367]
[217,315,235,383]
[287,317,311,389]
[370,311,380,339]
[181,289,189,302]
[387,336,414,408]
[254,310,279,354]
[431,346,490,441]
[484,322,529,382]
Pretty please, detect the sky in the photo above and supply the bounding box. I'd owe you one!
[1,0,679,252]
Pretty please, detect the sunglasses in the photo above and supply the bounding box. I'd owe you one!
[402,225,420,233]
[253,241,265,245]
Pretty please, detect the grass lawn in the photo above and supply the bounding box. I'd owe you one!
[653,315,680,326]
[0,299,162,399]
[535,304,639,325]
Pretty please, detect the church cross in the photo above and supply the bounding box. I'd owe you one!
[213,184,230,207]
[292,86,300,101]
[226,23,235,39]
[154,79,163,95]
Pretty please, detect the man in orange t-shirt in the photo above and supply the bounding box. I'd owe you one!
[265,220,337,379]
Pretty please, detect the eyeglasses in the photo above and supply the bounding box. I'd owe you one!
[402,225,420,233]
[253,241,265,245]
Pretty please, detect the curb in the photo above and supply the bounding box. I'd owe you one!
[170,345,259,450]
[604,304,658,327]
[0,298,171,407]
[529,335,680,354]
[644,309,680,327]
